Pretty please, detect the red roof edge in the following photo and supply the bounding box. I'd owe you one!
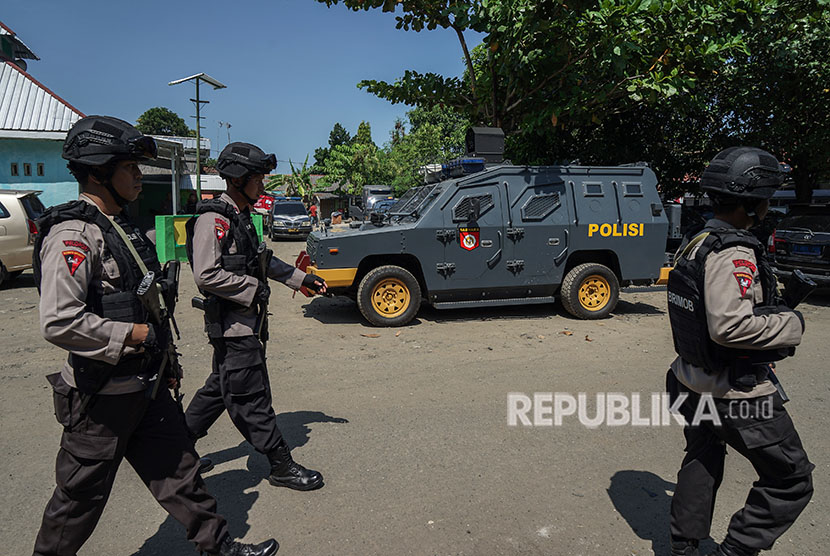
[5,61,85,119]
[0,21,15,36]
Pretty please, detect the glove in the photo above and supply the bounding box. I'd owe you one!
[255,281,271,304]
[302,273,325,292]
[140,323,163,355]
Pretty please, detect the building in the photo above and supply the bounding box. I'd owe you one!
[0,22,84,208]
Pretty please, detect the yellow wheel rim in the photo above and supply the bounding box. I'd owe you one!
[371,278,411,318]
[578,274,611,311]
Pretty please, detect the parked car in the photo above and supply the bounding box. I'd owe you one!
[0,190,45,286]
[270,198,312,240]
[769,205,830,286]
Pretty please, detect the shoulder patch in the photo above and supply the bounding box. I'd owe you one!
[215,217,230,232]
[62,250,87,276]
[732,259,757,273]
[63,239,90,253]
[215,226,226,241]
[733,271,753,297]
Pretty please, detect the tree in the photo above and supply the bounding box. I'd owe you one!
[313,122,355,172]
[136,107,194,137]
[286,156,315,198]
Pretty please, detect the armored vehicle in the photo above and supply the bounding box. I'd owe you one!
[298,129,669,326]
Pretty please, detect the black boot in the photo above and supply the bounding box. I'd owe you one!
[671,538,700,556]
[707,537,759,556]
[267,440,323,491]
[198,457,214,474]
[209,535,278,556]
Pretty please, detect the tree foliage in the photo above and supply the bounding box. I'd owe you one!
[136,107,195,137]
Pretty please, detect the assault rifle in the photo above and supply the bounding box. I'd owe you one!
[137,270,184,403]
[254,242,273,344]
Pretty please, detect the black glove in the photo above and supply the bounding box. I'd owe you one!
[255,281,271,304]
[302,273,325,292]
[140,324,163,355]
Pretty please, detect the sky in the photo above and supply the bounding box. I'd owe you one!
[4,0,481,169]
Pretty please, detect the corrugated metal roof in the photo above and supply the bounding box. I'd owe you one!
[0,61,83,132]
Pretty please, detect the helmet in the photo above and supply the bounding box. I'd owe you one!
[63,116,157,166]
[216,142,277,179]
[700,146,785,200]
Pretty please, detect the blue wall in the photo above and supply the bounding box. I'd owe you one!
[0,138,78,208]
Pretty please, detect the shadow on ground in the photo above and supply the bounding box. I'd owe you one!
[131,410,347,555]
[607,470,716,556]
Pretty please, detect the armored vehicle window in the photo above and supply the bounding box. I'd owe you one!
[583,182,603,196]
[622,182,643,196]
[390,183,444,219]
[521,192,561,221]
[452,194,494,222]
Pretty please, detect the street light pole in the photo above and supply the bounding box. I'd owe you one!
[169,73,226,203]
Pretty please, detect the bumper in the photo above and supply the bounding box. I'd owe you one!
[271,226,312,238]
[306,265,358,288]
[773,266,830,287]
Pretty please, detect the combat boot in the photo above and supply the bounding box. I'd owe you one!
[707,537,759,556]
[670,538,700,556]
[208,535,278,556]
[266,440,324,491]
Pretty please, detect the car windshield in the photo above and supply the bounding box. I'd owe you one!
[778,214,830,233]
[21,194,46,220]
[389,183,445,219]
[272,203,307,217]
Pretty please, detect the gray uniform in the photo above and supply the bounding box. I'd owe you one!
[33,195,229,555]
[668,218,813,550]
[185,193,307,454]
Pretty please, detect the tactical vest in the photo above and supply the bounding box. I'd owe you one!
[667,227,790,377]
[33,200,162,393]
[185,199,266,339]
[185,199,260,278]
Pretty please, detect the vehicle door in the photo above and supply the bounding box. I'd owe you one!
[0,199,13,267]
[505,173,571,288]
[439,181,510,295]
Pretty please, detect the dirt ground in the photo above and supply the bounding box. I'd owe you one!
[1,237,829,555]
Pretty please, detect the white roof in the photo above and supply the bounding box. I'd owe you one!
[0,61,84,134]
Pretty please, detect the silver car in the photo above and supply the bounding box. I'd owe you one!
[0,190,45,286]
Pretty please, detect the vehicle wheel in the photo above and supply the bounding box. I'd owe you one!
[0,261,7,288]
[357,265,421,327]
[560,262,619,319]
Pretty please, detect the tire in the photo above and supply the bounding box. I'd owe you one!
[0,261,7,288]
[559,262,619,319]
[357,265,421,327]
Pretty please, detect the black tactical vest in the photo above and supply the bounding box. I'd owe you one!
[185,198,260,278]
[33,200,162,392]
[667,227,789,375]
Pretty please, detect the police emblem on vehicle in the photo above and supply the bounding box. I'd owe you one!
[458,227,480,250]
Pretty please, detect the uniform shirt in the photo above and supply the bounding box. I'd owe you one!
[671,218,803,399]
[38,194,147,395]
[191,192,306,337]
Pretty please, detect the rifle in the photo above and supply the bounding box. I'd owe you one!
[136,270,184,403]
[783,269,817,310]
[254,242,273,345]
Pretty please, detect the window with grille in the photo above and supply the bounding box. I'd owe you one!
[521,193,561,221]
[37,163,45,176]
[10,163,19,176]
[452,194,494,222]
[23,163,31,176]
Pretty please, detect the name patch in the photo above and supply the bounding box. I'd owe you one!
[588,223,644,237]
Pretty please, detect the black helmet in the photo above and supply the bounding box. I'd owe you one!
[216,142,277,179]
[700,146,784,200]
[63,115,157,166]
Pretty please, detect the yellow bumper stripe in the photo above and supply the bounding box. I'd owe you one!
[307,265,358,288]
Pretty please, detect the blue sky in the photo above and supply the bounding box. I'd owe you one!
[4,0,481,168]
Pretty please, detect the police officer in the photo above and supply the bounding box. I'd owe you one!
[666,147,813,556]
[185,142,327,491]
[33,116,278,556]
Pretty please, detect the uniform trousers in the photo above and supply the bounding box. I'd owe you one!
[185,336,283,454]
[34,373,227,556]
[667,370,814,550]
